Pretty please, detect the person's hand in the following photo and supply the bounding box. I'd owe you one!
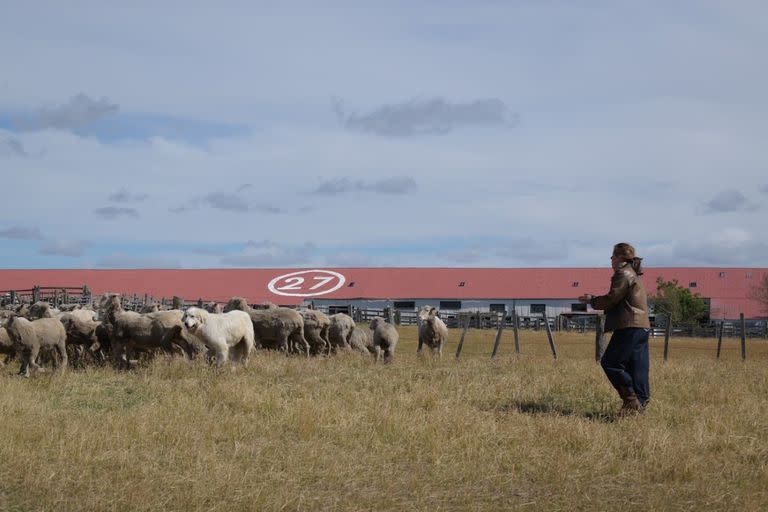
[578,294,593,304]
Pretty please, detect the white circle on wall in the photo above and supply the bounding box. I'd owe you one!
[267,269,346,297]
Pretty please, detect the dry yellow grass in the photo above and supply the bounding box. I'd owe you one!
[1,328,766,511]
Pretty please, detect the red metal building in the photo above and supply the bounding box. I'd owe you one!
[0,267,765,319]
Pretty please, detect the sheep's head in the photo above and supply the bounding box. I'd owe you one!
[224,297,249,313]
[140,304,160,314]
[182,307,205,331]
[28,302,52,320]
[205,302,222,314]
[99,293,121,310]
[369,317,384,330]
[418,306,439,322]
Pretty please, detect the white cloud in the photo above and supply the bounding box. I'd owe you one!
[701,189,759,214]
[0,226,43,240]
[39,239,89,257]
[95,253,182,269]
[644,228,768,266]
[220,241,317,267]
[335,97,515,137]
[14,94,118,132]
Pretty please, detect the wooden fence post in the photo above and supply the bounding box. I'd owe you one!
[740,313,747,361]
[512,311,521,354]
[663,318,672,362]
[491,310,505,358]
[595,314,606,362]
[544,316,558,360]
[716,320,724,359]
[455,316,470,359]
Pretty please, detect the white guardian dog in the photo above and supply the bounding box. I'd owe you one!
[181,307,255,367]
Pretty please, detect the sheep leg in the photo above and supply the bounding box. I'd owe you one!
[278,335,289,354]
[18,348,31,377]
[27,345,42,376]
[124,342,136,368]
[229,339,243,364]
[213,344,228,368]
[56,342,68,372]
[417,337,424,355]
[237,339,248,365]
[295,333,310,357]
[111,341,127,369]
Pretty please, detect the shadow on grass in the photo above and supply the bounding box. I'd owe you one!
[492,400,618,423]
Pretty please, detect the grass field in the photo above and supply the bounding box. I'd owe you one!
[1,328,767,511]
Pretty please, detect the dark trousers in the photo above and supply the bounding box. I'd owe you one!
[600,327,650,405]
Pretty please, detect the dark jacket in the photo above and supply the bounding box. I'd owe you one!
[590,263,651,332]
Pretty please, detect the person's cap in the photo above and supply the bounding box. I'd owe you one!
[612,243,637,260]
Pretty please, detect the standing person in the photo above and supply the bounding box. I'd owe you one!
[579,243,651,414]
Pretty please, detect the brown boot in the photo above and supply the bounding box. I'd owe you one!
[618,386,643,416]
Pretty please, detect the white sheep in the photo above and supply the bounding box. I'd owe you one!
[418,306,448,357]
[5,315,67,377]
[369,317,399,363]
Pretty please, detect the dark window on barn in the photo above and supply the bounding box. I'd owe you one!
[572,281,579,287]
[689,282,697,288]
[571,303,587,312]
[458,281,466,287]
[530,304,546,314]
[746,272,753,279]
[347,281,355,287]
[328,305,350,315]
[393,301,415,310]
[440,301,462,310]
[490,304,507,313]
[718,272,726,278]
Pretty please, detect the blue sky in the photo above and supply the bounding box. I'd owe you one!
[1,1,767,269]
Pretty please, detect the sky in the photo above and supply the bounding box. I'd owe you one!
[1,1,767,269]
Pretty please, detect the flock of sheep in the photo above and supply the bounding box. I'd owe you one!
[0,294,449,377]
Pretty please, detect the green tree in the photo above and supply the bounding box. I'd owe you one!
[651,278,709,327]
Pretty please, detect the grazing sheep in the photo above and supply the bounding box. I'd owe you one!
[369,317,399,363]
[27,301,61,320]
[181,307,254,367]
[0,326,15,366]
[348,325,374,355]
[98,294,191,367]
[417,306,448,357]
[140,303,161,313]
[204,302,223,314]
[68,307,98,323]
[301,309,331,355]
[14,303,30,318]
[59,313,104,364]
[223,297,309,355]
[329,313,355,351]
[94,322,113,360]
[5,315,67,376]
